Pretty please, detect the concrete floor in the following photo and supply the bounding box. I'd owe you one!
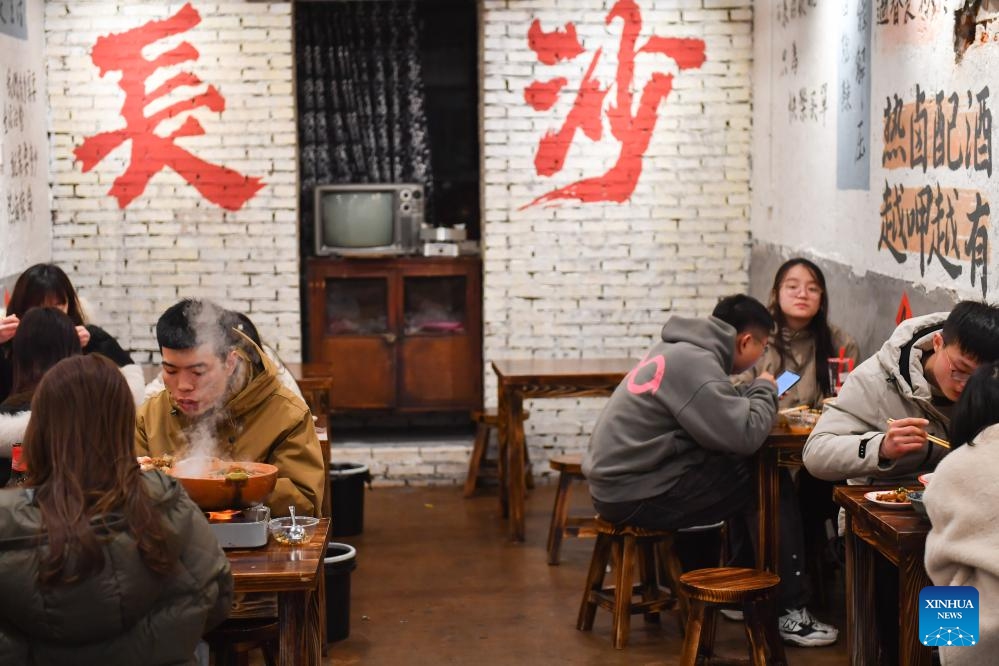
[320,481,851,665]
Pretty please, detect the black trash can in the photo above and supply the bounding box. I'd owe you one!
[324,542,357,643]
[329,463,371,537]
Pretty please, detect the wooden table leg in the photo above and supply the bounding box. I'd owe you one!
[506,391,527,541]
[844,516,878,666]
[278,590,320,666]
[899,552,933,666]
[755,445,780,572]
[497,387,510,519]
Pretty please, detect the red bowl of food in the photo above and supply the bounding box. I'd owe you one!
[170,457,278,510]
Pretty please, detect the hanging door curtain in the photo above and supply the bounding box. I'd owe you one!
[296,0,435,240]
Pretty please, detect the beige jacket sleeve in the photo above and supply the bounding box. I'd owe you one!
[266,415,325,518]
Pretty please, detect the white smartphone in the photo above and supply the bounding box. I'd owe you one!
[776,370,801,396]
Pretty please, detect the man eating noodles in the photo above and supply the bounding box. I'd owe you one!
[136,299,324,517]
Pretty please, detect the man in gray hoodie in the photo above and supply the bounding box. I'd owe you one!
[584,294,777,527]
[584,294,841,647]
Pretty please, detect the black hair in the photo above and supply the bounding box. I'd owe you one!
[9,307,82,397]
[225,311,262,348]
[941,301,999,363]
[7,264,86,326]
[155,299,230,356]
[712,294,774,336]
[768,257,837,395]
[949,361,999,449]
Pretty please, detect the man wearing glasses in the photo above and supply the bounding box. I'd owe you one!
[803,300,999,485]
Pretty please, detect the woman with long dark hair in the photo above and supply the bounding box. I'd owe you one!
[739,257,859,407]
[0,307,82,486]
[0,263,144,405]
[924,362,999,665]
[0,355,232,664]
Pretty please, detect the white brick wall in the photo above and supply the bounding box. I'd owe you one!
[481,0,754,466]
[45,1,300,363]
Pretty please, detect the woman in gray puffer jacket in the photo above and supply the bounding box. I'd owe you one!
[0,355,233,665]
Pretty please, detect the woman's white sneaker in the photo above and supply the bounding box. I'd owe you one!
[778,606,839,647]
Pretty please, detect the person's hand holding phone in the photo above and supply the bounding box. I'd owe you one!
[758,371,777,388]
[775,370,801,396]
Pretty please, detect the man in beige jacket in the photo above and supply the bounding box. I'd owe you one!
[136,299,325,518]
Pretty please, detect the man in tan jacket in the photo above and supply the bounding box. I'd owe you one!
[136,299,324,518]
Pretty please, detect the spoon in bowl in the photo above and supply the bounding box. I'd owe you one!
[288,506,306,543]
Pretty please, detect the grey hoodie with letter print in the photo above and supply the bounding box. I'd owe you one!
[583,315,778,504]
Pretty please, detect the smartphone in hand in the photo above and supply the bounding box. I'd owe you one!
[776,370,801,397]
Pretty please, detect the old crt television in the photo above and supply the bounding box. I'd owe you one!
[314,183,424,257]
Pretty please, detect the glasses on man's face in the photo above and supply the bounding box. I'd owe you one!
[780,282,822,298]
[942,346,975,384]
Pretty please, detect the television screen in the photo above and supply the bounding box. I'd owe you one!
[319,191,394,248]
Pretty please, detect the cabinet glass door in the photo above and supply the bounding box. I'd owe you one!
[325,278,389,335]
[403,276,467,335]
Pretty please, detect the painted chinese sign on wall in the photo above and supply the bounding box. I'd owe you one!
[74,3,263,211]
[878,86,992,297]
[522,0,706,208]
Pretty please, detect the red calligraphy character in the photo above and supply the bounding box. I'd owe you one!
[74,3,263,211]
[522,0,705,208]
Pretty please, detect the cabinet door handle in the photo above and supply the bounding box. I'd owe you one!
[381,333,397,345]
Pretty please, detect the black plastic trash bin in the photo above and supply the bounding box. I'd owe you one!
[329,463,371,537]
[324,542,357,643]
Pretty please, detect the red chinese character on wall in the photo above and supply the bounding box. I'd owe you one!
[522,0,706,208]
[74,3,263,211]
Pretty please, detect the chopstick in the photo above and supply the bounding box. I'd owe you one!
[886,419,951,449]
[779,404,810,414]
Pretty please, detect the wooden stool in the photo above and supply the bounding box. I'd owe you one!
[546,453,596,565]
[577,518,716,649]
[463,408,531,497]
[205,617,279,666]
[678,567,786,666]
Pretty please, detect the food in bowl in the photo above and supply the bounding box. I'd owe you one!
[137,454,175,473]
[269,516,320,545]
[170,457,279,510]
[874,487,910,503]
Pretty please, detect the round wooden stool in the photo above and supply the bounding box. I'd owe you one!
[577,517,723,649]
[545,453,596,565]
[463,408,531,497]
[678,567,786,666]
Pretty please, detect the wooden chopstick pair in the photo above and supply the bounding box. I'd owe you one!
[885,418,952,449]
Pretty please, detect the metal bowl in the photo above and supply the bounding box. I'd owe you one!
[170,457,278,511]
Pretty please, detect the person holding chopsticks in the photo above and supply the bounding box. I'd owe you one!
[803,300,999,485]
[803,300,999,664]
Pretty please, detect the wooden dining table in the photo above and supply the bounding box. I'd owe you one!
[491,358,635,541]
[225,517,332,666]
[833,485,932,666]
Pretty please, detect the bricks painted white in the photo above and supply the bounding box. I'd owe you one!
[41,0,754,484]
[481,0,754,469]
[45,1,300,363]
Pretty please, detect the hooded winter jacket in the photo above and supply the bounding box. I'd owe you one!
[0,472,233,665]
[583,315,778,503]
[802,312,951,485]
[135,346,325,518]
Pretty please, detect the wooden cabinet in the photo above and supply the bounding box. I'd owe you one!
[306,256,482,413]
